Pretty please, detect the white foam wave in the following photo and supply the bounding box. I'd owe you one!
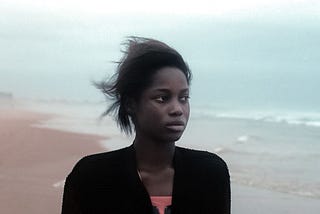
[53,180,65,188]
[213,147,226,154]
[231,171,320,199]
[236,135,249,143]
[192,109,320,128]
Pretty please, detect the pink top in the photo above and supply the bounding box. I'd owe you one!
[150,196,172,214]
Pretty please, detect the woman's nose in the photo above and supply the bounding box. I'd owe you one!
[169,100,183,116]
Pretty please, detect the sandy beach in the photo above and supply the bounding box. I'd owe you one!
[0,109,107,214]
[1,106,319,214]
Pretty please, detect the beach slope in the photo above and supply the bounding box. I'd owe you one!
[0,109,106,214]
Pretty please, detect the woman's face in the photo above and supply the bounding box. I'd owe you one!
[133,66,190,143]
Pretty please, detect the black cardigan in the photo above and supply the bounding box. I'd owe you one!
[61,145,230,214]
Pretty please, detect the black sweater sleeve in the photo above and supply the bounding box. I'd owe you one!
[61,158,84,214]
[222,160,231,214]
[61,174,82,214]
[211,153,231,214]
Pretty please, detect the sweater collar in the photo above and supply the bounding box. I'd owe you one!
[125,144,186,213]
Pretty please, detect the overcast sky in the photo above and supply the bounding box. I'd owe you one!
[2,0,319,15]
[1,0,319,109]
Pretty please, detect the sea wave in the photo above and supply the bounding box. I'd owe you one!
[192,108,320,128]
[20,99,320,128]
[231,171,320,199]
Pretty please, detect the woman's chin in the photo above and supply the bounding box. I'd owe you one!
[161,132,184,143]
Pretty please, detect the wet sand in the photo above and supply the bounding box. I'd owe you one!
[0,109,107,214]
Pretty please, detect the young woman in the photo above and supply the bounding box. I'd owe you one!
[61,37,230,214]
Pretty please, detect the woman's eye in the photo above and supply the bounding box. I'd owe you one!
[180,95,190,102]
[154,95,168,103]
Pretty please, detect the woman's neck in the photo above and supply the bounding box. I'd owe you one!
[133,136,175,172]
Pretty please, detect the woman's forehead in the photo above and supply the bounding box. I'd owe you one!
[149,67,189,87]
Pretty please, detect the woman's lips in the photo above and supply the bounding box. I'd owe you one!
[165,124,185,132]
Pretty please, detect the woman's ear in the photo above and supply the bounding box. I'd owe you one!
[126,106,133,115]
[125,98,136,115]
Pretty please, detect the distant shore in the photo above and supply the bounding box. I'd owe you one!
[0,108,107,214]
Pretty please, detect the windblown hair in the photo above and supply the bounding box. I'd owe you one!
[95,36,192,134]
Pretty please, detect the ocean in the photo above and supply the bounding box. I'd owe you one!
[19,98,320,200]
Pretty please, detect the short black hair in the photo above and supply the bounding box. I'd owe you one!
[95,36,192,134]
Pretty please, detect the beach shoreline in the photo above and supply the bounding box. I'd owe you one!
[0,108,107,214]
[1,106,319,214]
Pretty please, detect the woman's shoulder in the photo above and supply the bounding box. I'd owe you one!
[79,146,130,164]
[68,146,132,178]
[175,146,229,173]
[176,146,226,161]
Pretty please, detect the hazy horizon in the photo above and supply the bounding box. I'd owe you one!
[1,0,320,112]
